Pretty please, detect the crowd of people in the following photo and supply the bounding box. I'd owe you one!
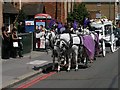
[52,17,119,35]
[1,25,23,59]
[35,25,47,48]
[45,17,93,34]
[34,18,91,49]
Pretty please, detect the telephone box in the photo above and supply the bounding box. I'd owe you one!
[34,14,52,51]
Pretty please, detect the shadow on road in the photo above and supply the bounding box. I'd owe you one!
[32,62,90,74]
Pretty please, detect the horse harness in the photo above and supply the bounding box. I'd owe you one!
[59,33,83,49]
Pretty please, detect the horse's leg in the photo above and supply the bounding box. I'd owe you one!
[57,56,61,72]
[46,46,48,54]
[52,50,56,70]
[67,58,71,71]
[67,52,71,72]
[63,55,68,68]
[52,55,55,70]
[82,47,89,66]
[57,51,61,72]
[75,50,79,71]
[81,47,85,63]
[45,40,49,54]
[63,55,67,66]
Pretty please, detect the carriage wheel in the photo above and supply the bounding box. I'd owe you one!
[102,40,106,57]
[110,41,116,53]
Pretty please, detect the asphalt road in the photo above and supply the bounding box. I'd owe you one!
[13,48,119,89]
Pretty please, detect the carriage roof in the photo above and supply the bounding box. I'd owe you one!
[91,21,113,28]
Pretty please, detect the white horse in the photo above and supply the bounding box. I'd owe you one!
[53,33,84,72]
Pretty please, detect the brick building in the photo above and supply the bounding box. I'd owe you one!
[41,2,75,23]
[0,1,74,34]
[21,2,73,23]
[3,2,18,32]
[85,2,119,20]
[42,2,65,23]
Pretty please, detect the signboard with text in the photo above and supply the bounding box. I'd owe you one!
[25,20,34,32]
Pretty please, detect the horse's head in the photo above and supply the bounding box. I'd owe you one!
[54,37,60,50]
[54,37,68,56]
[45,31,50,39]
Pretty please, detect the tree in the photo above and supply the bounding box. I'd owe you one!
[67,3,89,25]
[17,9,28,23]
[14,9,28,29]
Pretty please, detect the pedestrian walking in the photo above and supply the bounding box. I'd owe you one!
[1,26,10,59]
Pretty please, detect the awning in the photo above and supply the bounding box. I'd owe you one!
[34,14,52,19]
[3,3,18,14]
[22,3,45,16]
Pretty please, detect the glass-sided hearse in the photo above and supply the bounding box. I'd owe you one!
[91,20,117,57]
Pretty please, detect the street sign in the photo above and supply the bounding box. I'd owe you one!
[25,21,34,26]
[25,20,34,32]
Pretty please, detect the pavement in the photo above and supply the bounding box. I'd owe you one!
[0,36,2,56]
[1,50,53,89]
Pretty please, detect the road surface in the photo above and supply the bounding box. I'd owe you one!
[12,48,119,89]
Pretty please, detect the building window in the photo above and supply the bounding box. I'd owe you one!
[11,2,14,5]
[97,3,101,7]
[96,13,101,19]
[15,3,17,6]
[3,15,11,32]
[3,0,11,3]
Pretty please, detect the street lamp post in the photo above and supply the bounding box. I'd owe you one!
[118,0,120,17]
[19,0,21,10]
[109,0,111,20]
[55,1,58,20]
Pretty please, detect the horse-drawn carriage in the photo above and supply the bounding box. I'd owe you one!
[91,20,117,57]
[33,17,118,72]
